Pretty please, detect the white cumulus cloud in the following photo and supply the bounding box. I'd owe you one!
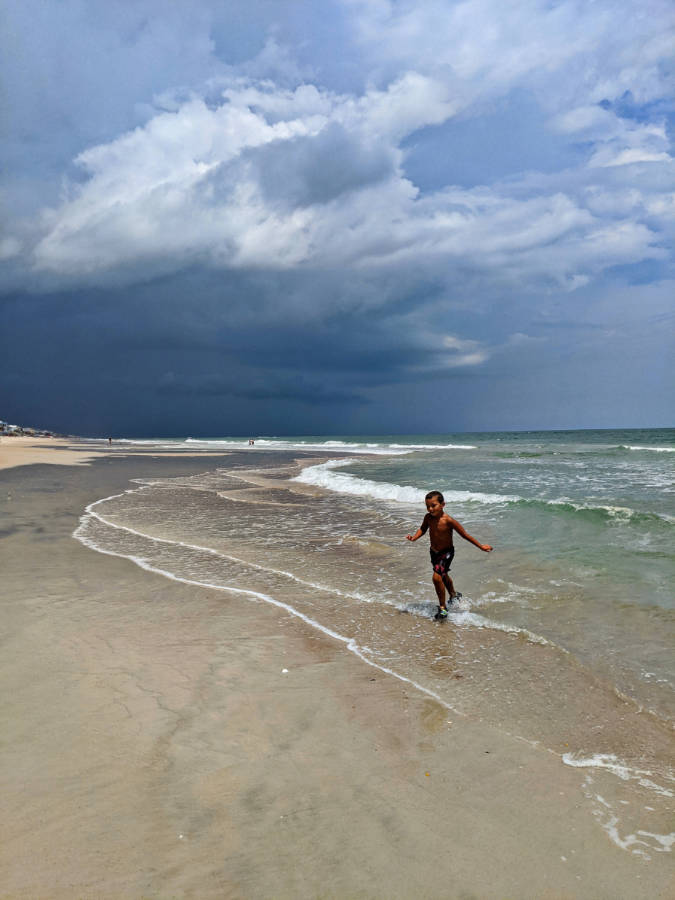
[1,0,672,300]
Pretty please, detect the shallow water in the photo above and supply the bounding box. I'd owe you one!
[75,428,675,860]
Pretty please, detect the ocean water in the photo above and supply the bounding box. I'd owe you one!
[75,428,674,859]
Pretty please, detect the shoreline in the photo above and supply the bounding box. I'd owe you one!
[0,435,259,472]
[1,451,673,897]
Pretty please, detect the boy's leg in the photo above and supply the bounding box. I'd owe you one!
[442,573,456,600]
[432,572,447,609]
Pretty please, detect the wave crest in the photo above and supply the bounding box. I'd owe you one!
[293,460,517,505]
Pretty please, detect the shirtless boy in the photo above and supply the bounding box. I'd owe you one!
[406,490,493,619]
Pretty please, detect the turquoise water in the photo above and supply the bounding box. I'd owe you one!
[293,429,674,711]
[313,428,675,611]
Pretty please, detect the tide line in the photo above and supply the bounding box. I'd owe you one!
[80,488,376,604]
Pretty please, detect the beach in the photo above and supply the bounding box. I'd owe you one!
[0,435,108,470]
[1,439,673,898]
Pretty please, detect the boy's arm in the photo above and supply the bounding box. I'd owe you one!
[450,518,492,552]
[406,514,429,542]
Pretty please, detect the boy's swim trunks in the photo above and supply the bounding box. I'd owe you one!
[430,547,454,577]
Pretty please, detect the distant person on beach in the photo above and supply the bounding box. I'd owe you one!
[406,490,492,619]
[108,437,112,445]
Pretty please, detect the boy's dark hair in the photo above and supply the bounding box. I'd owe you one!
[425,490,444,502]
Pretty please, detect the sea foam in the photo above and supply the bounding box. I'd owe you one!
[563,753,674,797]
[293,459,518,505]
[624,445,675,453]
[183,437,409,454]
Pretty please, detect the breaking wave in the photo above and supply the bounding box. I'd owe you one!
[293,460,674,526]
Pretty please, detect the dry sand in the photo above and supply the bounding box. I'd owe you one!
[0,435,106,470]
[1,450,672,898]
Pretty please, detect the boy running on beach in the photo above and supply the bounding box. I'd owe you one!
[406,490,493,619]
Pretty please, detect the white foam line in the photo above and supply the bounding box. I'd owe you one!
[293,459,517,505]
[80,489,379,604]
[73,492,464,716]
[185,438,411,455]
[636,831,675,852]
[564,753,675,797]
[580,779,675,858]
[445,609,557,647]
[388,443,478,450]
[599,815,653,859]
[544,498,674,524]
[625,446,675,453]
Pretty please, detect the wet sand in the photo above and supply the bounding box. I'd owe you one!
[1,450,672,898]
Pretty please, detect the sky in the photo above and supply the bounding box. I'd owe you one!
[1,0,674,436]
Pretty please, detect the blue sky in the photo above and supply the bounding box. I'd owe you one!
[1,0,673,435]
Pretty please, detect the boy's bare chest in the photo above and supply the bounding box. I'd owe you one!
[428,517,454,549]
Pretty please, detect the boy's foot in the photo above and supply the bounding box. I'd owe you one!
[449,592,462,604]
[434,606,448,619]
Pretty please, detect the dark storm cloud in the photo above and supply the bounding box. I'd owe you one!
[0,264,492,435]
[156,371,364,405]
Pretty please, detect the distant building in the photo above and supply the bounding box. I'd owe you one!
[0,418,55,436]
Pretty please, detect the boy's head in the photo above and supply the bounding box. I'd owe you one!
[425,490,445,516]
